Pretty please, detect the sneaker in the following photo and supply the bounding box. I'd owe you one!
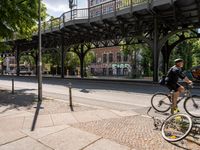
[171,107,180,114]
[174,108,180,114]
[175,115,182,123]
[170,135,177,139]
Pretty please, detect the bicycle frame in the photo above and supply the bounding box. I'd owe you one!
[170,83,193,106]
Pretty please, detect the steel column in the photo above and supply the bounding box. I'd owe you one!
[61,37,65,78]
[80,44,84,78]
[153,17,159,82]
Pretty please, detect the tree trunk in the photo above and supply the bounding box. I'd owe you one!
[1,61,3,75]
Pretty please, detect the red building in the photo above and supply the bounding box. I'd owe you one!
[89,46,132,76]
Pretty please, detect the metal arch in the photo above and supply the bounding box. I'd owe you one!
[163,29,200,53]
[161,29,200,73]
[159,27,200,51]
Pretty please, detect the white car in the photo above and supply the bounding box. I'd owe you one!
[20,66,32,75]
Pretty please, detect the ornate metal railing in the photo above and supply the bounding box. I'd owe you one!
[40,0,148,33]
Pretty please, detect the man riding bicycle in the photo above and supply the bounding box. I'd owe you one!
[165,58,193,114]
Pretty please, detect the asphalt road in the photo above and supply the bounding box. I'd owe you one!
[0,76,200,112]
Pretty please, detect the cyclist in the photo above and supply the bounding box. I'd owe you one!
[165,58,192,114]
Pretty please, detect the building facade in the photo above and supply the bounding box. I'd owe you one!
[89,46,133,76]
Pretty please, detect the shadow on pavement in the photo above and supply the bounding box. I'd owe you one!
[31,101,42,131]
[0,89,37,113]
[0,89,45,131]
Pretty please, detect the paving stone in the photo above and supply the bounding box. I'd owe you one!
[0,109,24,118]
[93,110,120,119]
[1,111,33,119]
[51,113,78,125]
[84,138,131,150]
[110,110,138,117]
[23,114,54,129]
[21,125,69,139]
[0,131,26,145]
[26,100,96,115]
[39,127,101,150]
[0,137,51,150]
[0,117,24,132]
[72,110,101,122]
[72,116,200,150]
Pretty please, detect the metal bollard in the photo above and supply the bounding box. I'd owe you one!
[68,82,73,107]
[12,78,14,94]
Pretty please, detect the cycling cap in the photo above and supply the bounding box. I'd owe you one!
[174,58,183,63]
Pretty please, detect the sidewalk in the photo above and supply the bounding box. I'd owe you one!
[0,89,199,150]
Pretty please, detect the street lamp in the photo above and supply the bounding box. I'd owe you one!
[69,0,73,20]
[68,0,77,20]
[38,0,42,101]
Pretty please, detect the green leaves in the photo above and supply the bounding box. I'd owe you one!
[0,0,47,39]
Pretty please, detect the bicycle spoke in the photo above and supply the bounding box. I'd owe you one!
[184,96,200,118]
[162,114,192,142]
[151,93,171,112]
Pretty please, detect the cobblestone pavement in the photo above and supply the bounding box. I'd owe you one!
[72,115,200,150]
[1,86,200,150]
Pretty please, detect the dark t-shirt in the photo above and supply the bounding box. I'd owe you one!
[166,66,186,84]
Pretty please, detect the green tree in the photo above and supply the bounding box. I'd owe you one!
[169,39,199,71]
[121,42,151,78]
[140,44,152,77]
[20,55,35,66]
[0,0,47,53]
[0,0,47,39]
[191,39,200,66]
[66,52,79,75]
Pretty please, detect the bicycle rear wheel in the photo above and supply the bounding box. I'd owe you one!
[151,93,171,112]
[161,113,192,142]
[184,95,200,118]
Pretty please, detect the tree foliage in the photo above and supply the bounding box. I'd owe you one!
[169,39,200,70]
[0,0,47,53]
[0,0,37,38]
[121,41,152,78]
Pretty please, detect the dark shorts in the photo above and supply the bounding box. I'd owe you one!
[166,82,181,92]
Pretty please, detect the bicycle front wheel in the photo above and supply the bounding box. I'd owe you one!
[161,113,192,142]
[184,95,200,118]
[151,93,171,112]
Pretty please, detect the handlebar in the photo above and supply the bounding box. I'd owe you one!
[186,82,194,89]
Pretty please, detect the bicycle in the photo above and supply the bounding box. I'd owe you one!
[151,83,200,118]
[147,107,200,142]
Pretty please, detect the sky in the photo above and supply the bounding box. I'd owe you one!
[43,0,88,18]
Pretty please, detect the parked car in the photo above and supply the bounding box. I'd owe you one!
[20,66,32,75]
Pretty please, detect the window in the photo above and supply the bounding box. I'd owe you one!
[92,56,96,63]
[109,53,113,62]
[108,6,113,12]
[103,54,107,63]
[96,10,100,16]
[103,8,107,14]
[117,67,121,76]
[123,68,128,76]
[103,68,107,75]
[117,52,121,62]
[91,68,95,74]
[123,54,128,62]
[108,68,113,75]
[90,0,94,6]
